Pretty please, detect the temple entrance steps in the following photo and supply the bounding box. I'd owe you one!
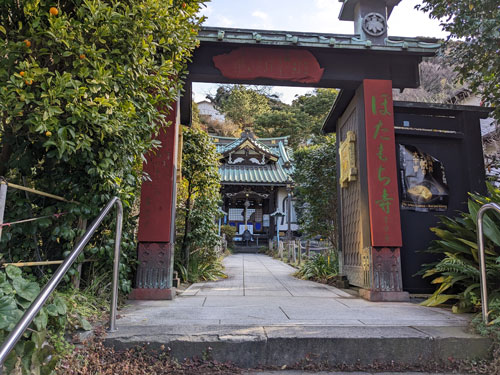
[233,244,261,253]
[105,254,491,368]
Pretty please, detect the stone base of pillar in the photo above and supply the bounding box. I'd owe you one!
[358,247,409,301]
[131,242,174,300]
[359,288,409,302]
[129,287,176,300]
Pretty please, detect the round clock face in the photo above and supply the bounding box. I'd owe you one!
[362,12,387,37]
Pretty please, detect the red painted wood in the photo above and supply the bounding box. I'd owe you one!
[363,79,402,247]
[213,47,324,84]
[137,104,178,242]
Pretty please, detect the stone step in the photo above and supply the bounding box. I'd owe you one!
[233,245,261,253]
[105,324,491,369]
[244,372,468,375]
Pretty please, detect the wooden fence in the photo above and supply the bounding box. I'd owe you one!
[269,238,333,265]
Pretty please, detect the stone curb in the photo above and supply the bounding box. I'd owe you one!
[105,325,492,368]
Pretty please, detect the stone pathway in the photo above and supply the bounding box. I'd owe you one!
[117,253,470,327]
[109,254,490,368]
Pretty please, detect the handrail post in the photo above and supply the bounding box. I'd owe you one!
[476,202,500,325]
[0,179,7,242]
[109,200,123,332]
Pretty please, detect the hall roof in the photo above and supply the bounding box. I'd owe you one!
[211,132,293,186]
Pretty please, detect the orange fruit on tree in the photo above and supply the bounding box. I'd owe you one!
[24,39,31,47]
[25,79,33,85]
[19,71,25,77]
[182,2,186,8]
[79,54,86,59]
[49,7,59,16]
[45,131,52,137]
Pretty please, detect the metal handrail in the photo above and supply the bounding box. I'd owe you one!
[476,202,500,325]
[0,197,123,369]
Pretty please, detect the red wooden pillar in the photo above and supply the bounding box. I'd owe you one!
[129,101,179,300]
[359,79,409,301]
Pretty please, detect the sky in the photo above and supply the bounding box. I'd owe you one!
[193,0,448,104]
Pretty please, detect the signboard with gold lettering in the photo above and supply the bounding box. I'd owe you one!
[339,131,358,188]
[363,79,402,247]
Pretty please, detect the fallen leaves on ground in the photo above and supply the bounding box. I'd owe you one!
[57,328,242,375]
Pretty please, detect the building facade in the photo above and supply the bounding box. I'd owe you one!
[197,100,226,123]
[211,131,298,243]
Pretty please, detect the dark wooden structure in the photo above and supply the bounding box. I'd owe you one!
[324,94,491,294]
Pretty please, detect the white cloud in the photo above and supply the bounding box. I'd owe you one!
[252,10,269,20]
[314,0,338,12]
[306,0,352,34]
[216,15,234,28]
[388,0,448,38]
[250,10,274,29]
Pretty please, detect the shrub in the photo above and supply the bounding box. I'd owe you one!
[296,252,338,282]
[0,263,112,373]
[293,136,338,246]
[1,266,65,374]
[177,252,226,284]
[0,0,205,292]
[220,225,236,248]
[175,126,221,280]
[421,184,500,323]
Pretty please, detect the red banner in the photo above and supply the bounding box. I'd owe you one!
[363,79,402,247]
[213,47,324,84]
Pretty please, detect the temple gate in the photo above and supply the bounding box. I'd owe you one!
[131,0,488,300]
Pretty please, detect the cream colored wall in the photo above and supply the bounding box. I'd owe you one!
[276,187,299,232]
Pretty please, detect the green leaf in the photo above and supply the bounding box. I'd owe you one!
[3,350,19,374]
[0,295,22,330]
[45,304,58,317]
[31,331,46,348]
[420,293,457,307]
[53,296,67,315]
[22,340,36,370]
[5,265,23,280]
[489,316,500,326]
[80,317,92,331]
[16,297,32,309]
[12,278,40,302]
[33,309,48,331]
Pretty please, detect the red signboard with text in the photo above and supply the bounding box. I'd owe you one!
[363,79,402,247]
[213,47,324,84]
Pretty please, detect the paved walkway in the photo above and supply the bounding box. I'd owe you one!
[109,254,489,368]
[117,253,470,327]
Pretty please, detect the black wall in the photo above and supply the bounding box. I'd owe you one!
[393,102,489,293]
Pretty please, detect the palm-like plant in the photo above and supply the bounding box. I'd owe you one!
[421,184,500,324]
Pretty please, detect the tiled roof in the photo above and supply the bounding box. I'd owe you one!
[219,164,291,184]
[218,136,279,158]
[198,27,441,53]
[211,134,293,185]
